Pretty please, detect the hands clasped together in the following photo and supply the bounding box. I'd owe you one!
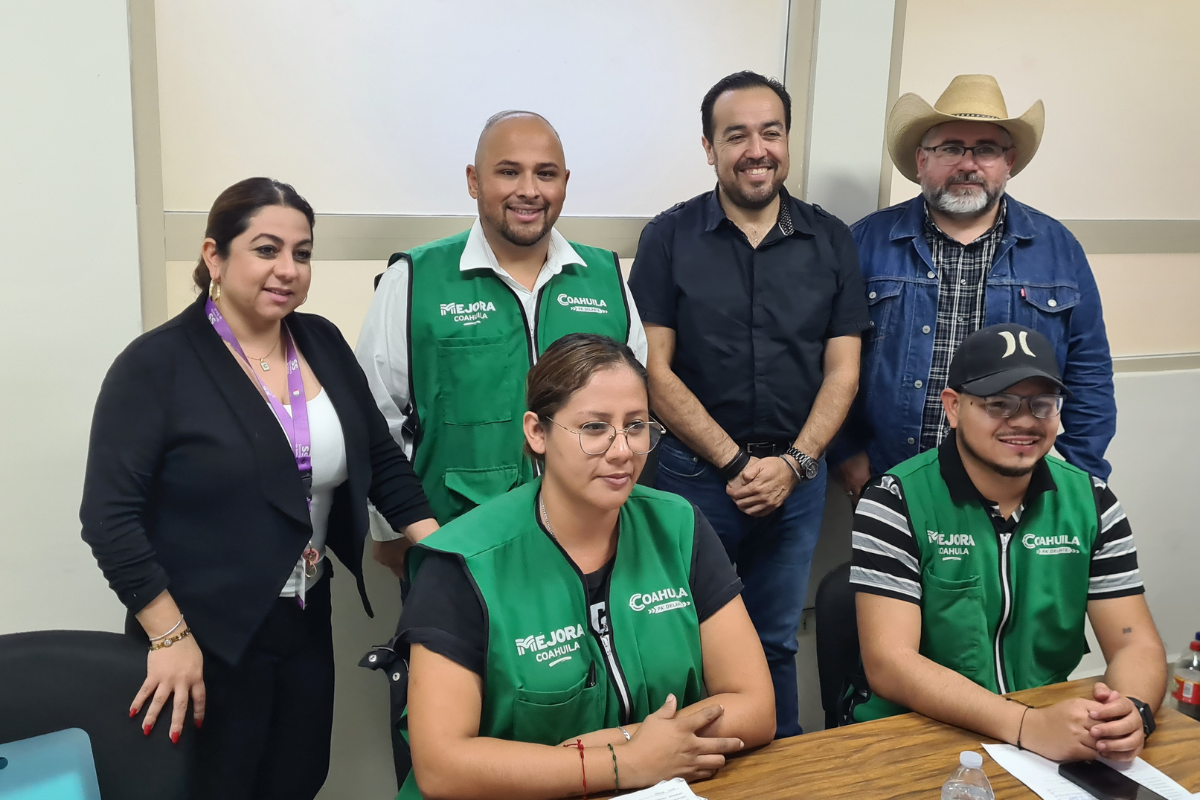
[726,456,798,517]
[564,695,745,789]
[1021,682,1146,763]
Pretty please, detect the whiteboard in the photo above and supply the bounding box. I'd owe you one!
[155,0,790,217]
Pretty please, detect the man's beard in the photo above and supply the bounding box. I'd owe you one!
[719,157,785,211]
[923,172,1006,219]
[486,206,553,247]
[958,428,1039,478]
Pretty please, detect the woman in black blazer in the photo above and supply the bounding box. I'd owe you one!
[80,178,437,800]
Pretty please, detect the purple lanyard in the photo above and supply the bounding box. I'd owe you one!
[206,299,312,509]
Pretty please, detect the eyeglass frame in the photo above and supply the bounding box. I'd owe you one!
[962,392,1065,420]
[543,416,666,455]
[920,143,1013,164]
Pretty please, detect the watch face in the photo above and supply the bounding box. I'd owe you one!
[788,449,818,480]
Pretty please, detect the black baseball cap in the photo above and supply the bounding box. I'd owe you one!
[948,323,1070,397]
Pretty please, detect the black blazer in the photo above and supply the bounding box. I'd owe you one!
[80,294,433,666]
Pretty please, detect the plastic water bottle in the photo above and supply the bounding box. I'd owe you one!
[941,751,994,800]
[1172,632,1200,721]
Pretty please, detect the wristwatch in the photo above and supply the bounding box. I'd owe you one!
[1128,696,1156,739]
[783,446,819,481]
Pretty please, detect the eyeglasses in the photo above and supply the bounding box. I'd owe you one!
[921,143,1012,165]
[546,418,665,455]
[969,393,1064,420]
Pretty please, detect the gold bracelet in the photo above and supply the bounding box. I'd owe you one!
[149,627,192,651]
[147,616,185,642]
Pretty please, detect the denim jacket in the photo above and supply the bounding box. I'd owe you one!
[842,195,1115,479]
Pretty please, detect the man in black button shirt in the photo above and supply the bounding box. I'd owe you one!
[628,71,871,737]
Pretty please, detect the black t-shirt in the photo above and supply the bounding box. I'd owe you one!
[398,506,742,676]
[627,186,872,442]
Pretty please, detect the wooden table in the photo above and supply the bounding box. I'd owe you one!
[607,679,1200,799]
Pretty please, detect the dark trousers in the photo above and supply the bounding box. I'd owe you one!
[655,437,827,739]
[191,579,336,800]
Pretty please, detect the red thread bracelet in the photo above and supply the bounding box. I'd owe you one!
[562,739,586,799]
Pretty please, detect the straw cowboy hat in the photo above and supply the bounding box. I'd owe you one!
[887,74,1044,184]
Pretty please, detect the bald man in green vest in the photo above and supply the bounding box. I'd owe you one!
[356,110,647,571]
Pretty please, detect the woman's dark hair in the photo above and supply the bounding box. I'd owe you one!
[524,334,647,457]
[192,177,316,291]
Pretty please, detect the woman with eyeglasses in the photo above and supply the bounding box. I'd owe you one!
[394,333,775,800]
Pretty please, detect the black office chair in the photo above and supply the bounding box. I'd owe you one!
[0,630,194,799]
[814,561,862,729]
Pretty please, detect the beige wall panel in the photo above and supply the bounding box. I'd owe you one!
[171,253,1200,360]
[165,261,198,319]
[1090,253,1200,357]
[887,0,1200,220]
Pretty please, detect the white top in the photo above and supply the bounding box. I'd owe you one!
[355,218,648,542]
[277,389,348,600]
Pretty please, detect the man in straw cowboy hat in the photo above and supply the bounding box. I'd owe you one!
[833,74,1115,500]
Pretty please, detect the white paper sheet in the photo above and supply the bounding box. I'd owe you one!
[982,743,1193,800]
[617,777,706,800]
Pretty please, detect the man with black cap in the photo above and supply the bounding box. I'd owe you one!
[848,323,1165,763]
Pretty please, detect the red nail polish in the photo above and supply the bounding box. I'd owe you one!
[129,708,138,718]
[170,731,180,745]
[143,724,151,736]
[194,718,203,730]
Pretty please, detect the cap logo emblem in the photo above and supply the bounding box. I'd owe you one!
[999,330,1035,358]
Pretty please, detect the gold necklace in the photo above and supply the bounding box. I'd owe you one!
[245,338,280,372]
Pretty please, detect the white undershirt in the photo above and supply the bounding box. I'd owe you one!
[277,389,348,600]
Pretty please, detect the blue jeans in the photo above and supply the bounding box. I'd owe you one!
[655,437,826,739]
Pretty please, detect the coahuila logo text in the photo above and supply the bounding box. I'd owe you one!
[629,587,691,615]
[928,530,975,558]
[514,624,585,666]
[1022,533,1081,556]
[440,300,496,326]
[558,293,608,314]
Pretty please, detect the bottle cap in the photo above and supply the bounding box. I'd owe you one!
[960,751,984,769]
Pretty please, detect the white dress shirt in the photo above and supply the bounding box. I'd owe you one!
[356,219,648,541]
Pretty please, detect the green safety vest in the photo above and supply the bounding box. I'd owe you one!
[398,480,705,800]
[852,449,1099,722]
[403,230,631,523]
